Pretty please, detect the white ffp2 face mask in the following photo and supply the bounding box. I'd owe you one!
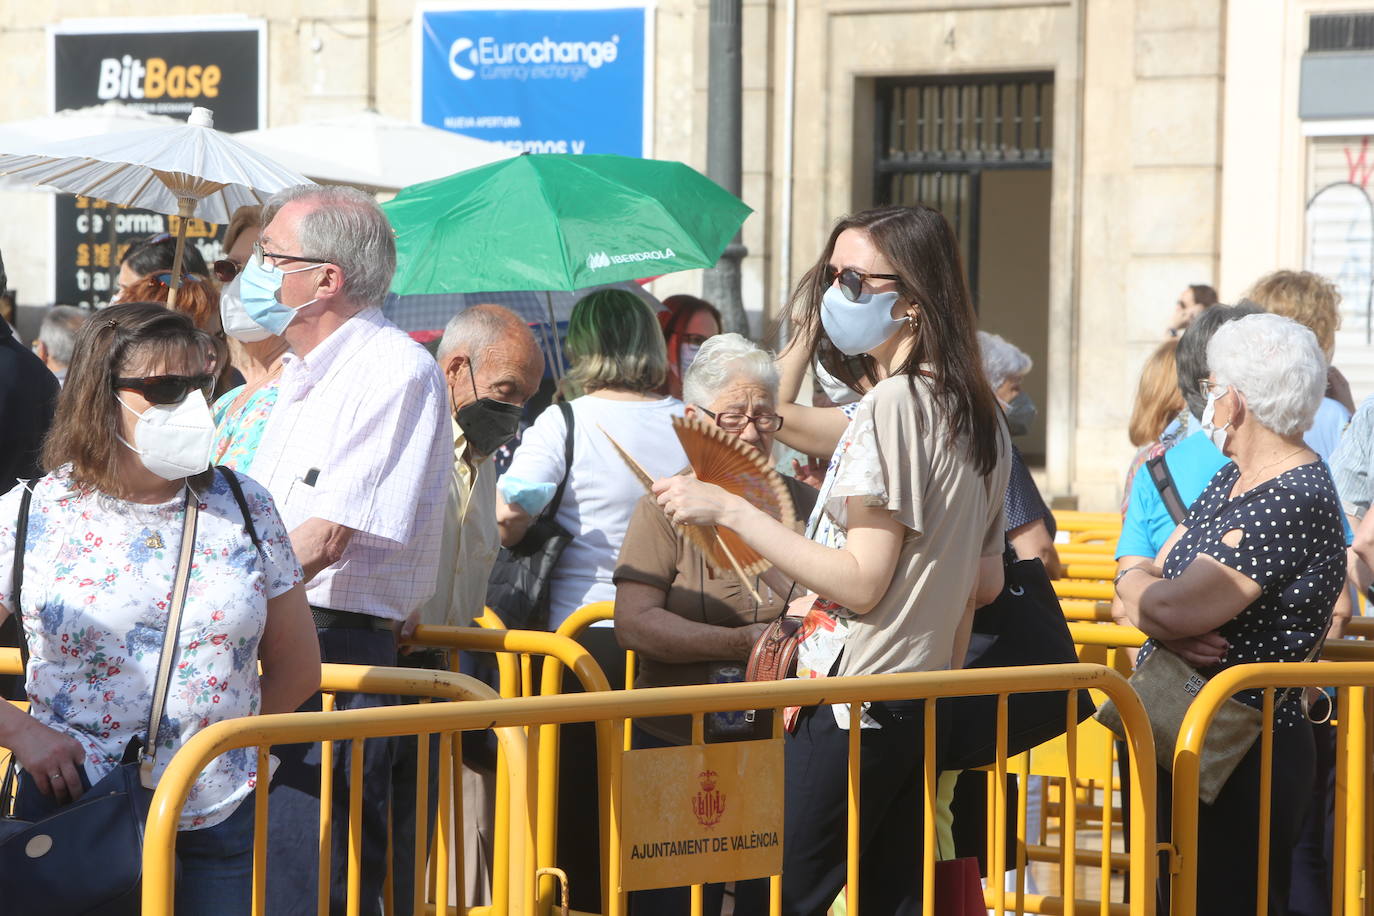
[1200,386,1232,453]
[117,391,216,480]
[220,272,274,343]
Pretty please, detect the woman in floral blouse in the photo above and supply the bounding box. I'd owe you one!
[0,303,320,914]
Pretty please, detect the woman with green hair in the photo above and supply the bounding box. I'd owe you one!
[496,288,688,630]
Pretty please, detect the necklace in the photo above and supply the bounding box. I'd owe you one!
[98,490,182,549]
[1238,445,1307,491]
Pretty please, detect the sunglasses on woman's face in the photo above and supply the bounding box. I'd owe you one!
[151,272,203,288]
[823,265,901,302]
[212,259,240,283]
[114,374,215,405]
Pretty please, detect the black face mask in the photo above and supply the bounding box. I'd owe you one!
[455,360,525,457]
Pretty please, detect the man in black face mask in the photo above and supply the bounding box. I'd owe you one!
[392,304,543,908]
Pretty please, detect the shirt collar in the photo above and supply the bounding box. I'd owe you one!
[280,306,387,391]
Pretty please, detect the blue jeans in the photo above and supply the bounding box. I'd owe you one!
[16,768,256,914]
[265,625,399,916]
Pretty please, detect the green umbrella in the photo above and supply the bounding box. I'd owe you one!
[382,153,752,296]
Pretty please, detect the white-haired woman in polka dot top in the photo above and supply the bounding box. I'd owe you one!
[1115,312,1345,916]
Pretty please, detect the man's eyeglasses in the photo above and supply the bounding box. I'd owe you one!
[824,265,901,302]
[114,374,215,405]
[252,241,332,270]
[699,407,784,433]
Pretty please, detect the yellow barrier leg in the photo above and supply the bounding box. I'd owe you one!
[1257,690,1275,916]
[1063,691,1079,914]
[253,745,271,916]
[348,737,365,916]
[413,726,430,916]
[435,729,454,916]
[847,702,863,914]
[320,693,337,916]
[921,701,936,916]
[1333,688,1350,914]
[1346,686,1367,915]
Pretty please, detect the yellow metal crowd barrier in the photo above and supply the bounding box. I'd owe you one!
[136,663,531,916]
[1170,662,1374,916]
[139,662,1158,916]
[405,620,617,916]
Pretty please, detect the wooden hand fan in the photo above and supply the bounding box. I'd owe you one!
[599,417,797,600]
[669,414,797,579]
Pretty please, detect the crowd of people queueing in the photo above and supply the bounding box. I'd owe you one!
[0,186,1354,916]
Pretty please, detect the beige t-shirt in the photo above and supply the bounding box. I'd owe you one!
[822,375,1009,679]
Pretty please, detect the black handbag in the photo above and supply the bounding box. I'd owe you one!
[937,549,1096,771]
[0,478,202,915]
[485,402,575,630]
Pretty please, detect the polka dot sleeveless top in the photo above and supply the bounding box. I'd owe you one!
[1138,460,1346,726]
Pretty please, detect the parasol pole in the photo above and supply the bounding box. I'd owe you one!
[166,196,195,310]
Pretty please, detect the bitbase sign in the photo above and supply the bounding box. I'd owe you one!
[49,20,265,309]
[416,3,651,157]
[619,739,783,891]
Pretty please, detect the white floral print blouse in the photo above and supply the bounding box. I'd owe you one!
[0,467,303,829]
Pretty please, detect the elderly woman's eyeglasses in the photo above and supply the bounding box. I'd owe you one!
[699,407,784,433]
[114,374,215,405]
[824,265,901,302]
[1197,379,1230,399]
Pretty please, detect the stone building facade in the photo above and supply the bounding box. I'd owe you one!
[2,0,1371,510]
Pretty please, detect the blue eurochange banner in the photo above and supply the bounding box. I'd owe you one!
[419,5,648,157]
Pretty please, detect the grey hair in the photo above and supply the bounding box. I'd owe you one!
[1207,313,1327,438]
[437,304,534,363]
[977,331,1032,391]
[682,333,779,407]
[1176,301,1263,420]
[38,305,90,365]
[262,184,395,307]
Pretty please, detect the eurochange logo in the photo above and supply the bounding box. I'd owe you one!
[448,34,621,82]
[586,248,676,271]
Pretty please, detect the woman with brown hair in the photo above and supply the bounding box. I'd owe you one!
[653,206,1011,915]
[658,293,722,400]
[0,302,319,912]
[1121,337,1187,510]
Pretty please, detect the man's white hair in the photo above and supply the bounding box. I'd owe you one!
[977,330,1033,390]
[1207,313,1327,437]
[437,304,540,368]
[262,184,396,308]
[682,333,779,407]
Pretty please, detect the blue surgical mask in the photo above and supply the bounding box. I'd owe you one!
[819,284,904,356]
[237,255,325,337]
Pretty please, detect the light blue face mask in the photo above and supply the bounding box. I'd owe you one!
[819,284,904,356]
[238,255,325,337]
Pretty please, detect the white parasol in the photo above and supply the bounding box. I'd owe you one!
[233,110,515,192]
[0,106,311,306]
[0,103,181,169]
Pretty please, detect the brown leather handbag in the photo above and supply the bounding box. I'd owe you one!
[745,615,803,681]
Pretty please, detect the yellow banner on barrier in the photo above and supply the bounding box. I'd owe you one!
[619,738,784,891]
